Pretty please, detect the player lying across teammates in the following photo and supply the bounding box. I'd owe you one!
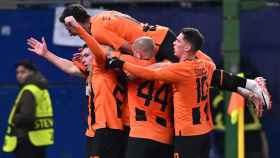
[27,4,272,158]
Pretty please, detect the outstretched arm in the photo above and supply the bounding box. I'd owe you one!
[27,37,83,77]
[107,57,181,82]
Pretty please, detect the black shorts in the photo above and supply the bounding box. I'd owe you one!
[123,125,131,157]
[91,128,126,158]
[126,137,173,158]
[156,29,178,62]
[123,125,130,137]
[86,136,95,158]
[174,133,211,158]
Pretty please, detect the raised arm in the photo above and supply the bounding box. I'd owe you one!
[27,37,83,77]
[64,16,107,67]
[124,62,181,82]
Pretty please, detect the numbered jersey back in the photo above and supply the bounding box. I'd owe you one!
[171,59,215,136]
[127,79,173,144]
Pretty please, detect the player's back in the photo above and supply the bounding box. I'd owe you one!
[90,62,126,130]
[91,11,144,45]
[128,79,174,144]
[90,11,168,49]
[121,55,174,144]
[171,59,216,136]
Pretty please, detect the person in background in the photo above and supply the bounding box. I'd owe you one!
[2,60,54,158]
[26,37,96,158]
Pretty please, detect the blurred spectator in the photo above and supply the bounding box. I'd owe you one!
[2,60,54,158]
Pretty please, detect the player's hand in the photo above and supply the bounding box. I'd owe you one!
[64,16,79,28]
[106,57,124,69]
[27,37,48,57]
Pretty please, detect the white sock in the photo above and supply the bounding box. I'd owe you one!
[245,79,262,97]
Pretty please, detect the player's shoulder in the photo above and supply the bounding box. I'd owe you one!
[196,50,214,62]
[202,59,216,70]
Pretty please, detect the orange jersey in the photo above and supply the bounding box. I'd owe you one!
[76,24,126,130]
[72,59,95,137]
[196,50,213,62]
[120,102,130,126]
[90,68,125,130]
[120,55,174,144]
[123,58,216,136]
[90,11,168,50]
[111,51,130,127]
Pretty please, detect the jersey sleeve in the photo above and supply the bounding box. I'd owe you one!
[119,54,139,64]
[75,24,107,67]
[211,69,247,92]
[123,62,185,83]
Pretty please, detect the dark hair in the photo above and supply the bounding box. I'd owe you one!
[82,44,88,48]
[181,27,204,52]
[16,59,38,72]
[59,4,90,24]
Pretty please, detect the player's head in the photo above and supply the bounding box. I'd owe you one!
[132,36,156,60]
[173,27,204,58]
[59,4,91,36]
[80,45,93,71]
[16,60,37,84]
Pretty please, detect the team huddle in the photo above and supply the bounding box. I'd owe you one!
[26,4,272,158]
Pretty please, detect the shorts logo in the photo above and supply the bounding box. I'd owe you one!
[174,152,180,158]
